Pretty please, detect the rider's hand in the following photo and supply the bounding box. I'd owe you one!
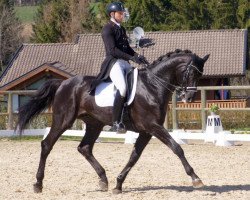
[138,55,149,65]
[131,55,143,65]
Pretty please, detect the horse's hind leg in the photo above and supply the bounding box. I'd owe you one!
[113,133,152,194]
[150,124,204,188]
[77,120,108,191]
[33,113,76,193]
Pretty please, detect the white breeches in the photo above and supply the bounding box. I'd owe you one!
[109,59,132,97]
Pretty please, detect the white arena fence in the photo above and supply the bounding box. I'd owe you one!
[0,128,250,146]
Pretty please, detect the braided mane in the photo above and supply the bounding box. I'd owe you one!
[150,49,194,67]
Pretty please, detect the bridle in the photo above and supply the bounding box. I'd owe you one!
[180,60,203,91]
[143,60,203,94]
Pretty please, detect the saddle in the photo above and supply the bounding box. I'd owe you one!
[94,68,138,107]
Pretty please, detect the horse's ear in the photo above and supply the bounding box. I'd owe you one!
[202,54,210,63]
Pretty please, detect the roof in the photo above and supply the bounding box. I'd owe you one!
[2,62,72,90]
[0,29,248,90]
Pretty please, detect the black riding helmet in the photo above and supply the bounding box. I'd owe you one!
[106,2,125,16]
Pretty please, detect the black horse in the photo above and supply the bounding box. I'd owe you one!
[17,49,209,194]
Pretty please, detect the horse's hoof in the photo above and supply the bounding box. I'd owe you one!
[33,183,43,193]
[112,188,122,194]
[192,179,204,188]
[99,181,108,192]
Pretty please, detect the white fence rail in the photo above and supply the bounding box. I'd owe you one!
[1,128,250,146]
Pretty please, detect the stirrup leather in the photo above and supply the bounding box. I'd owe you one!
[110,122,127,133]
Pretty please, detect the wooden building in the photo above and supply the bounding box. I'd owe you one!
[0,29,248,110]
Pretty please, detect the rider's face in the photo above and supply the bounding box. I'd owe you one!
[111,11,125,23]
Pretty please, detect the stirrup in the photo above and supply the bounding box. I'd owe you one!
[110,122,127,134]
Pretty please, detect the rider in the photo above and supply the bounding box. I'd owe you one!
[89,2,148,133]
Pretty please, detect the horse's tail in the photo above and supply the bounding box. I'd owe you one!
[16,79,63,133]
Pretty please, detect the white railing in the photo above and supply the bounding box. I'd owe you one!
[1,128,250,146]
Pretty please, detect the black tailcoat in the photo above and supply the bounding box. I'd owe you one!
[89,20,136,93]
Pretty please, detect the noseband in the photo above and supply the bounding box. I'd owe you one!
[181,61,203,92]
[144,60,202,94]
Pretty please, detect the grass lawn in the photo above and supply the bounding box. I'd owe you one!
[15,6,38,23]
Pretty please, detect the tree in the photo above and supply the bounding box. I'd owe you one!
[0,0,23,72]
[207,0,239,29]
[32,0,71,43]
[164,0,249,31]
[32,0,101,43]
[236,0,250,54]
[236,0,250,28]
[31,0,250,43]
[124,0,171,31]
[96,0,171,31]
[167,0,211,30]
[81,0,103,33]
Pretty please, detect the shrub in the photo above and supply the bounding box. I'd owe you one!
[166,110,250,131]
[210,103,219,113]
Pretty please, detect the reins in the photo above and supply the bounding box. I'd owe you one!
[142,60,202,94]
[144,65,178,93]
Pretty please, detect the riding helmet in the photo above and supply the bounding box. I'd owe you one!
[106,2,125,15]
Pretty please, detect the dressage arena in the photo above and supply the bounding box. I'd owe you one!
[0,139,249,200]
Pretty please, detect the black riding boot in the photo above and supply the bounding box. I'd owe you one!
[110,91,126,133]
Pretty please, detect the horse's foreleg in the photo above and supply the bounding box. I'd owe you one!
[113,133,152,194]
[77,123,108,191]
[150,124,204,188]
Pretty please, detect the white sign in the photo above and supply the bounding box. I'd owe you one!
[205,115,223,143]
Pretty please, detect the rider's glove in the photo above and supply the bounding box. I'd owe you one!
[131,54,143,64]
[138,55,149,65]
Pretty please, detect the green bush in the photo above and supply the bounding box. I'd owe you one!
[219,111,250,131]
[1,111,250,132]
[0,113,84,130]
[166,110,250,132]
[177,110,202,130]
[0,115,8,130]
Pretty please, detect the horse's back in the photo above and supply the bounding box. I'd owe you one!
[50,75,95,108]
[57,75,94,92]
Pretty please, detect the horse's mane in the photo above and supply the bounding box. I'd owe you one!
[149,49,195,67]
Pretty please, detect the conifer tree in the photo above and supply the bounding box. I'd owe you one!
[0,0,23,71]
[31,0,250,43]
[32,0,70,43]
[207,0,239,29]
[124,0,171,31]
[236,0,250,28]
[32,0,99,43]
[167,0,211,30]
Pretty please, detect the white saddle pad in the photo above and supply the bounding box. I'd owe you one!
[95,68,138,107]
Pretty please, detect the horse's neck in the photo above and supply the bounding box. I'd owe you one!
[137,55,191,111]
[138,69,173,105]
[147,62,179,92]
[138,56,186,105]
[150,57,181,82]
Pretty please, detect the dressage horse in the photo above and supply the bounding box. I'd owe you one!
[17,49,209,194]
